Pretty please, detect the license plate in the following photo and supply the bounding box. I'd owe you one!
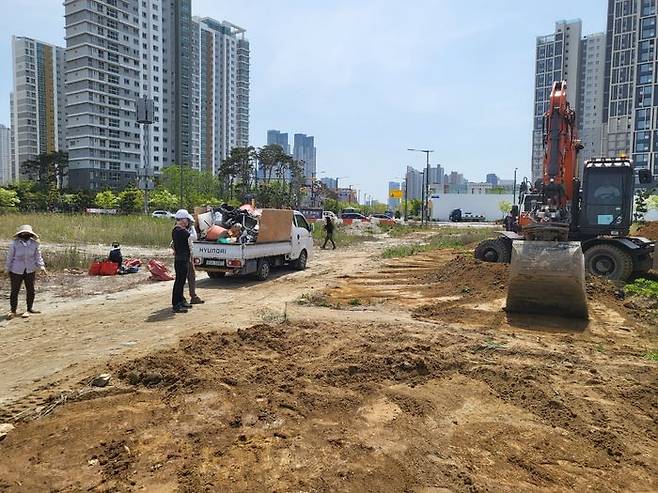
[205,259,224,267]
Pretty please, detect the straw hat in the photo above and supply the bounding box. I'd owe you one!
[14,224,39,240]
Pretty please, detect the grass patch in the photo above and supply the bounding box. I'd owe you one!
[643,350,658,361]
[42,247,97,272]
[312,224,375,248]
[298,291,334,307]
[625,278,658,299]
[0,213,172,247]
[382,228,496,258]
[378,224,427,237]
[348,298,362,306]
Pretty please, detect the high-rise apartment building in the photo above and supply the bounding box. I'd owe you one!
[293,133,316,178]
[267,130,290,154]
[603,0,658,179]
[0,125,12,185]
[405,166,424,200]
[65,0,152,190]
[578,32,606,175]
[531,20,582,182]
[10,36,66,181]
[320,176,337,189]
[486,173,499,185]
[63,2,249,189]
[426,164,444,185]
[190,17,250,174]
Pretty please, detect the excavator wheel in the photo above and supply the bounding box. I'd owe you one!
[506,240,589,319]
[474,238,511,263]
[633,254,654,275]
[584,244,634,281]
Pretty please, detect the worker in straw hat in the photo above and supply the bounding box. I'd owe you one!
[4,225,47,319]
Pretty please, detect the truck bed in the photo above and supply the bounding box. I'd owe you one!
[192,240,293,260]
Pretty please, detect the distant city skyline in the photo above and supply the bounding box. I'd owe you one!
[0,1,608,201]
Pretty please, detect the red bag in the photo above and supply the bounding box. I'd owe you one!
[147,259,174,281]
[99,260,119,276]
[88,260,102,276]
[124,258,142,268]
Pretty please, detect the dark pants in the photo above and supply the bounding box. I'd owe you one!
[172,259,189,308]
[323,232,336,249]
[10,271,36,313]
[187,259,197,298]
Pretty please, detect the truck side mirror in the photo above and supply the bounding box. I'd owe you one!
[638,168,653,184]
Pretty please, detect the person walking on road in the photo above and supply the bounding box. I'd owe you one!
[186,218,204,305]
[5,225,47,319]
[322,216,336,250]
[171,210,194,313]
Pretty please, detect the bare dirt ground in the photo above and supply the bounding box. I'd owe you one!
[0,232,657,492]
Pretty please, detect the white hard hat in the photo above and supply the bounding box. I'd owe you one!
[174,209,194,221]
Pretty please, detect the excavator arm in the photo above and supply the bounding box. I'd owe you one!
[506,81,589,319]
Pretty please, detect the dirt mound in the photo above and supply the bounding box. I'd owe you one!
[1,321,656,492]
[419,253,508,296]
[636,221,658,240]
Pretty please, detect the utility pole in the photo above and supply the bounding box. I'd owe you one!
[136,96,154,214]
[407,148,434,226]
[404,175,409,223]
[513,167,518,205]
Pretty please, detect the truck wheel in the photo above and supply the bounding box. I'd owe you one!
[207,271,225,279]
[584,244,634,281]
[474,238,511,263]
[256,260,270,281]
[292,249,308,270]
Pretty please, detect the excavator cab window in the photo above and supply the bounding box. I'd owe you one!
[579,165,633,235]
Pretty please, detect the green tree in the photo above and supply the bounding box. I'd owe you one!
[634,189,650,222]
[409,199,422,216]
[498,200,513,216]
[95,190,118,209]
[117,188,144,214]
[220,146,257,200]
[149,189,180,211]
[158,165,221,209]
[647,193,658,211]
[22,151,69,191]
[257,144,292,184]
[0,188,20,209]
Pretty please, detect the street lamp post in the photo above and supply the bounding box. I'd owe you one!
[136,96,155,214]
[513,167,518,206]
[407,148,434,226]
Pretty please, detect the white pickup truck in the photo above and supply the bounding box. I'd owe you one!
[192,210,314,280]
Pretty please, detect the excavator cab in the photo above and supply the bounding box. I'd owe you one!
[576,158,634,238]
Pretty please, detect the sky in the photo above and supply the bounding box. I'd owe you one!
[0,0,607,202]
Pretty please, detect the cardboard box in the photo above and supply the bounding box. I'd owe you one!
[257,209,293,243]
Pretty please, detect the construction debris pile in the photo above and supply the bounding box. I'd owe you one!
[196,204,260,244]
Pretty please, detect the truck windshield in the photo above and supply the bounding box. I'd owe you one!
[584,172,625,225]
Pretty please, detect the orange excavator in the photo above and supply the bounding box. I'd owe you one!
[475,81,655,318]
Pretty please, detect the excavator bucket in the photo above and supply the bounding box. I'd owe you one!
[506,240,589,319]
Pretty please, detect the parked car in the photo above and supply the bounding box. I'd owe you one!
[341,212,370,224]
[369,213,396,225]
[152,210,173,219]
[322,210,342,224]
